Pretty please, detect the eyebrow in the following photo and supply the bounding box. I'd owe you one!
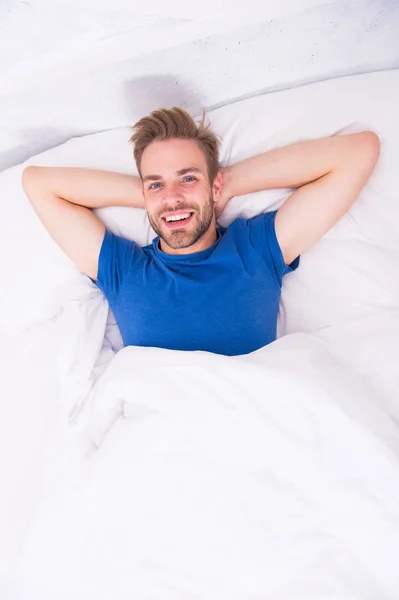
[142,166,203,184]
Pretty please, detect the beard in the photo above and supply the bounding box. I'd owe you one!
[147,192,215,250]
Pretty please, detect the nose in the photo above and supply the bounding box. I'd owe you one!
[161,182,185,204]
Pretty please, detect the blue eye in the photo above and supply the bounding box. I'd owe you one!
[149,176,196,190]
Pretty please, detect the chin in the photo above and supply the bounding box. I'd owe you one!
[164,235,194,249]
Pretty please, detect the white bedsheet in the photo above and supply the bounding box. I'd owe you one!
[8,303,399,599]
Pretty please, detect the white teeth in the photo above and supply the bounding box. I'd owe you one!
[165,213,191,222]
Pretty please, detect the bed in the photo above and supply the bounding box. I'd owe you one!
[1,3,399,599]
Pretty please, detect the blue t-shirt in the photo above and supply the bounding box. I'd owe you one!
[93,210,299,356]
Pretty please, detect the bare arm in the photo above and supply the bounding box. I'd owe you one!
[22,167,144,281]
[222,131,380,264]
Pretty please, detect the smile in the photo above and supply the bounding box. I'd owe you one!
[162,212,194,229]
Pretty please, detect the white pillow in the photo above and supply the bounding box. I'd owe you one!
[1,69,398,339]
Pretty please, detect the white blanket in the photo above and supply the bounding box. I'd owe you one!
[10,304,399,599]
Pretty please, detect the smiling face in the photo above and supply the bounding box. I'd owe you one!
[141,138,222,255]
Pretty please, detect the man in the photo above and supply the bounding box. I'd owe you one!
[22,107,380,356]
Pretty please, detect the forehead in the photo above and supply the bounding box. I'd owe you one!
[141,138,207,177]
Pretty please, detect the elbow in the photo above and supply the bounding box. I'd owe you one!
[22,166,48,202]
[350,131,381,174]
[22,165,39,176]
[22,164,38,183]
[22,165,43,192]
[361,130,381,161]
[22,166,34,192]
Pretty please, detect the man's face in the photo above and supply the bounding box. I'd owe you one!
[141,138,221,254]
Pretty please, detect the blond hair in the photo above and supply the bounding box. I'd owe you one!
[129,106,221,185]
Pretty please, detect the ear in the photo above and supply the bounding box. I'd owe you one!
[211,170,223,205]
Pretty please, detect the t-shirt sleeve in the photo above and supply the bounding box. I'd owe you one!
[245,210,300,286]
[90,229,141,301]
